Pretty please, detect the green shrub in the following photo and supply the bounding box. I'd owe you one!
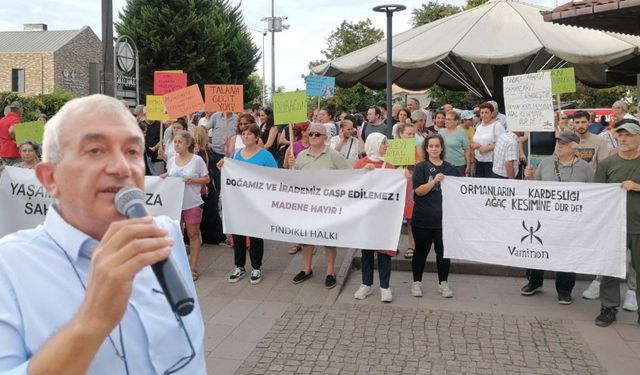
[0,91,73,121]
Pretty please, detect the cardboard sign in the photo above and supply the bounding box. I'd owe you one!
[306,76,336,97]
[503,71,555,132]
[549,67,576,95]
[163,84,204,119]
[386,138,416,166]
[154,72,187,95]
[204,84,244,112]
[146,95,169,121]
[273,91,308,124]
[157,70,183,73]
[13,121,45,144]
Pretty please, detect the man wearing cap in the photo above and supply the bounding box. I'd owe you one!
[520,131,593,304]
[0,101,23,166]
[595,123,640,327]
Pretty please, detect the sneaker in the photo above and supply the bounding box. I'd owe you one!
[520,282,542,296]
[438,281,453,298]
[582,279,600,300]
[292,270,313,284]
[228,267,245,283]
[250,269,262,285]
[595,306,617,327]
[325,275,337,289]
[354,284,372,300]
[623,290,638,312]
[411,281,423,297]
[380,288,393,303]
[558,291,573,305]
[220,238,232,247]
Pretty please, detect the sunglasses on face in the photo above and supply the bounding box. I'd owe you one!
[308,132,326,138]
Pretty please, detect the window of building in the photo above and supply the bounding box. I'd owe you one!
[11,69,25,93]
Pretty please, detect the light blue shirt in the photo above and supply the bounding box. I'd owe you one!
[0,208,206,374]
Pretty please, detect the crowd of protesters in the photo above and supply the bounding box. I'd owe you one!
[1,96,639,328]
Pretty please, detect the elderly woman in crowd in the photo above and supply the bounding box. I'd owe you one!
[161,130,210,281]
[330,115,360,166]
[439,111,471,176]
[283,121,311,170]
[14,141,40,169]
[218,123,277,284]
[428,111,446,133]
[471,102,505,178]
[392,107,412,138]
[353,132,396,302]
[411,134,460,299]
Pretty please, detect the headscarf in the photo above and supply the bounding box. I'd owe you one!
[364,132,387,162]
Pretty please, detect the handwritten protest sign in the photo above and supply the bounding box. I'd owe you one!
[503,71,554,132]
[273,91,307,124]
[0,167,185,238]
[306,76,336,97]
[204,84,243,112]
[386,138,416,166]
[221,159,406,249]
[157,70,183,73]
[548,67,576,95]
[13,121,45,144]
[154,71,187,95]
[442,177,626,277]
[146,95,169,121]
[163,84,204,119]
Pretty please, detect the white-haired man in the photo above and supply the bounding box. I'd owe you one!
[0,101,23,166]
[0,94,205,374]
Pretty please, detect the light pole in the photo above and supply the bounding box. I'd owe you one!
[262,1,289,99]
[373,4,406,133]
[249,28,267,106]
[101,0,114,96]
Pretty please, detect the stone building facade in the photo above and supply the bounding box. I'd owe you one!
[0,25,101,97]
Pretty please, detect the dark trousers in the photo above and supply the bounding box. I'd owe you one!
[601,234,640,308]
[525,269,576,294]
[232,235,264,270]
[412,226,450,283]
[210,150,225,192]
[474,161,494,178]
[361,250,391,288]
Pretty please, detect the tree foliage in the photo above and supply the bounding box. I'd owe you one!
[116,0,260,103]
[566,83,634,108]
[464,0,489,10]
[411,1,462,27]
[0,91,73,121]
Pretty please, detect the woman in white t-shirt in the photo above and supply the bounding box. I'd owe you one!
[162,130,210,281]
[329,116,360,166]
[471,102,505,178]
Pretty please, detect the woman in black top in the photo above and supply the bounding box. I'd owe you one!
[259,107,279,158]
[411,134,460,299]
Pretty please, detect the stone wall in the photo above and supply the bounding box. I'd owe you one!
[0,52,55,95]
[53,27,101,97]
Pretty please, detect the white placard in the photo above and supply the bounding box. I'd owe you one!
[0,167,185,238]
[441,176,626,278]
[503,71,555,132]
[221,158,406,250]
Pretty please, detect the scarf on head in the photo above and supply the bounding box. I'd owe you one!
[365,132,387,162]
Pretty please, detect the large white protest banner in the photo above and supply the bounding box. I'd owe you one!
[441,177,626,278]
[221,158,406,250]
[0,167,185,238]
[503,71,555,132]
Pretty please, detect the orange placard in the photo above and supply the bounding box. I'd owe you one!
[204,84,244,112]
[154,72,187,95]
[163,84,204,119]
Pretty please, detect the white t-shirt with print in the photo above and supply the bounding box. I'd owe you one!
[472,121,505,162]
[167,154,209,210]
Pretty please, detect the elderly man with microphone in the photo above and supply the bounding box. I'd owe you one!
[0,95,205,374]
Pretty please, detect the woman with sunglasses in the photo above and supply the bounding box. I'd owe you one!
[352,133,395,303]
[411,134,460,299]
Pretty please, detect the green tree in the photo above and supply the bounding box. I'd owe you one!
[309,19,384,113]
[464,0,489,10]
[411,1,462,27]
[116,0,260,103]
[565,83,633,108]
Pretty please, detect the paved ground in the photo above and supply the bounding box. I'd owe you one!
[195,240,640,374]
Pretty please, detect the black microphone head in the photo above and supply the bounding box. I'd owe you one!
[115,186,145,216]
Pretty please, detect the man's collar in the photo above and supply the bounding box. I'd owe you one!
[43,205,98,261]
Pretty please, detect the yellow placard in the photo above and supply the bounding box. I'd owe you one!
[146,95,169,121]
[386,138,416,166]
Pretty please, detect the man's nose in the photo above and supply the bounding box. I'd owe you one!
[106,150,133,177]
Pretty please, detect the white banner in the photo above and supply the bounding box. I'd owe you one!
[441,177,627,278]
[0,167,185,238]
[503,71,555,132]
[221,158,406,250]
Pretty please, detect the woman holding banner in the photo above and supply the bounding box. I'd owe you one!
[353,132,395,303]
[411,134,460,299]
[218,123,277,285]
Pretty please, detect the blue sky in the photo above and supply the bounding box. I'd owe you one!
[0,0,556,92]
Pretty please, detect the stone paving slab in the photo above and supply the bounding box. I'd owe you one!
[235,304,605,375]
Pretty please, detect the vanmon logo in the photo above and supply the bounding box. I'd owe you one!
[521,220,543,245]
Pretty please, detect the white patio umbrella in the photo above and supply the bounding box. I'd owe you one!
[312,0,640,102]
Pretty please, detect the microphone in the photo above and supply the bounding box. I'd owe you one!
[115,186,194,316]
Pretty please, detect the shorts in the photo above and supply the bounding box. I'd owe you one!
[181,206,203,225]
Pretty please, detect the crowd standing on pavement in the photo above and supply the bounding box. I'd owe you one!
[1,95,640,329]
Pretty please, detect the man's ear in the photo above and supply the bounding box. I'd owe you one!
[35,162,60,198]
